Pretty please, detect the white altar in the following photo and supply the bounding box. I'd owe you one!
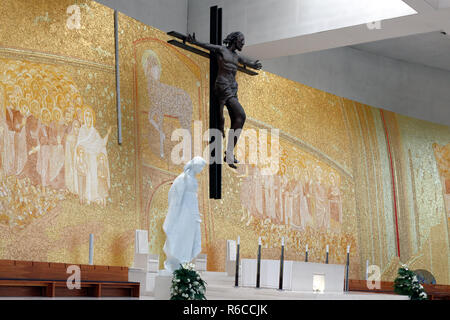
[225,240,237,276]
[241,259,346,293]
[128,230,159,295]
[241,259,293,289]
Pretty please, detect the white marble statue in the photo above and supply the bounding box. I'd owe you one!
[162,156,207,272]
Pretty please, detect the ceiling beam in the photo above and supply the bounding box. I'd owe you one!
[242,1,450,60]
[402,0,437,12]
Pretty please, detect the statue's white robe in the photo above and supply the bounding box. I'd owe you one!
[163,164,202,272]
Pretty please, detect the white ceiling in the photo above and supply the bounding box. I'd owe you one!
[240,0,450,60]
[188,0,417,48]
[351,31,450,72]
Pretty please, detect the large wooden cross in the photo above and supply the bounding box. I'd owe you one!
[167,6,258,199]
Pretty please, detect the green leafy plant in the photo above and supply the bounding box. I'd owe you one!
[170,263,207,300]
[394,264,428,300]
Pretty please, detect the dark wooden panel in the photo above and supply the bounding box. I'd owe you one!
[0,260,140,298]
[55,286,92,297]
[107,266,122,272]
[423,283,450,300]
[0,279,139,298]
[0,285,44,297]
[349,279,396,294]
[0,260,15,266]
[15,261,33,267]
[423,283,450,293]
[93,283,101,297]
[48,262,66,270]
[46,282,56,297]
[101,287,133,297]
[32,262,51,268]
[0,260,129,282]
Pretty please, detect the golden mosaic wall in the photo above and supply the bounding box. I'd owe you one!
[0,0,137,266]
[117,13,210,270]
[0,0,449,284]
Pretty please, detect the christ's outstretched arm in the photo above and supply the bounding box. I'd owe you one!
[238,55,262,70]
[186,33,222,53]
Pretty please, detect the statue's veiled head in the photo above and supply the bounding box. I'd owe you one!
[184,156,207,175]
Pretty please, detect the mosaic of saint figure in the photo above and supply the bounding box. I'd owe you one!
[239,162,342,233]
[65,119,80,194]
[291,166,312,230]
[0,60,113,227]
[433,142,450,218]
[142,50,193,158]
[5,98,27,176]
[75,106,111,205]
[328,172,342,225]
[312,166,330,230]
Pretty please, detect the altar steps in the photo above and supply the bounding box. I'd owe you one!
[201,272,450,300]
[202,272,408,300]
[142,271,408,300]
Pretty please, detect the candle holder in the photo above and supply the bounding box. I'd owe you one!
[365,260,369,281]
[344,246,350,291]
[234,237,240,287]
[325,245,329,264]
[278,238,285,291]
[89,234,94,265]
[305,245,308,262]
[256,238,261,289]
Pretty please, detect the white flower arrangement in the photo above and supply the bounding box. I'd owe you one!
[181,262,196,270]
[170,263,207,300]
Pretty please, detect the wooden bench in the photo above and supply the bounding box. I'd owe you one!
[0,260,140,298]
[0,279,140,298]
[349,279,450,300]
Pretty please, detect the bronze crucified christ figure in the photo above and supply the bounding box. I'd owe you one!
[186,31,262,169]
